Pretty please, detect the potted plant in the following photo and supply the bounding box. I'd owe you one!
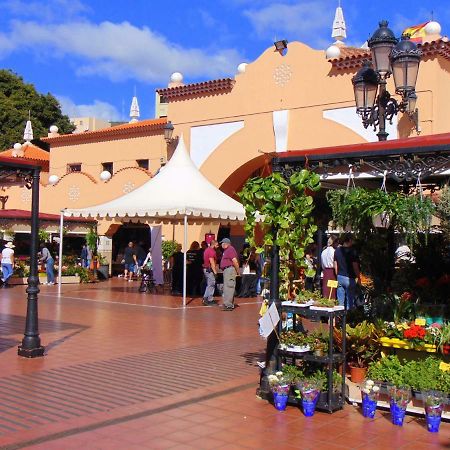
[435,322,450,355]
[423,390,446,433]
[268,371,291,411]
[279,331,312,353]
[96,253,109,279]
[360,379,381,418]
[295,378,321,417]
[310,327,329,357]
[345,321,380,383]
[388,385,411,427]
[367,355,406,389]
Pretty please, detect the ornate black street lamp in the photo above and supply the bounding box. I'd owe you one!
[352,20,421,141]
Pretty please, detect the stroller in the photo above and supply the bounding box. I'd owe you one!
[139,268,156,293]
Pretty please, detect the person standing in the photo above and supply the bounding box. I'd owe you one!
[123,241,137,282]
[321,235,338,298]
[1,242,15,287]
[202,240,219,306]
[333,234,360,309]
[170,244,184,294]
[40,243,55,285]
[219,238,240,311]
[81,244,88,268]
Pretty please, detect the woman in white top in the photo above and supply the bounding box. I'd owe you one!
[321,235,338,298]
[1,242,15,286]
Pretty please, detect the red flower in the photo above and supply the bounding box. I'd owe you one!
[403,324,426,340]
[400,291,412,302]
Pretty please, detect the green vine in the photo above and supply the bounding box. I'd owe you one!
[238,170,320,298]
[85,227,98,253]
[326,187,434,248]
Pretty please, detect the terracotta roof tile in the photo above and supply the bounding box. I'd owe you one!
[156,78,235,101]
[330,39,450,70]
[1,144,49,162]
[42,118,167,147]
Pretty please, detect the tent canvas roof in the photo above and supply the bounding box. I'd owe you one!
[64,136,246,222]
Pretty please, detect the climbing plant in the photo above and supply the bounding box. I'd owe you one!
[326,187,434,248]
[238,170,320,298]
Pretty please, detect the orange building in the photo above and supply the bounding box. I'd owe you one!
[1,10,449,267]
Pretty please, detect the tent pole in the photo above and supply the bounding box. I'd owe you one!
[57,211,64,295]
[183,215,187,307]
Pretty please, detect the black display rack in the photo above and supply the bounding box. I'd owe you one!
[276,304,347,413]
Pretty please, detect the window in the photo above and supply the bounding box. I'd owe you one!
[67,163,82,173]
[137,159,149,170]
[102,162,113,173]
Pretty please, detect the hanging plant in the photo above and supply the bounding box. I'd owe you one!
[85,227,98,253]
[326,187,434,248]
[238,170,320,298]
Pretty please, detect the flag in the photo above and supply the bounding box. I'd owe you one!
[258,302,280,338]
[402,22,428,43]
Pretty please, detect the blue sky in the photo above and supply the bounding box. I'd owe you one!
[0,0,448,123]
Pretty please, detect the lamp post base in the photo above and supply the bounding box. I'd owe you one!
[18,345,45,358]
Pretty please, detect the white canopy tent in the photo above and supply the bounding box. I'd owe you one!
[59,136,246,306]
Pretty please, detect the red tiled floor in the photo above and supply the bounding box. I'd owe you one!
[0,280,448,449]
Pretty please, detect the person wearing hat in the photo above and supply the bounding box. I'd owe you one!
[1,242,15,287]
[219,238,240,311]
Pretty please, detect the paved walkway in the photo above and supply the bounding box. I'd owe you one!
[0,280,448,449]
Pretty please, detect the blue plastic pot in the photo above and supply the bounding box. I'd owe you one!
[273,392,289,411]
[362,394,377,419]
[426,414,441,433]
[390,402,406,426]
[302,399,317,417]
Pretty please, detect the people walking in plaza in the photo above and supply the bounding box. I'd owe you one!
[202,239,219,306]
[80,243,92,268]
[321,235,338,298]
[39,242,55,285]
[186,241,203,296]
[333,234,360,309]
[219,238,240,311]
[170,244,184,294]
[123,241,137,282]
[1,241,15,287]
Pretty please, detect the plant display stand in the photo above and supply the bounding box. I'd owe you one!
[278,305,347,413]
[379,337,437,353]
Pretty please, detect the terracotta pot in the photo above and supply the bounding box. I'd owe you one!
[349,366,367,383]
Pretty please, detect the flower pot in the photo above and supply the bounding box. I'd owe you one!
[302,398,317,417]
[273,392,289,411]
[425,413,442,433]
[390,401,407,426]
[349,366,367,384]
[361,393,377,418]
[314,345,326,357]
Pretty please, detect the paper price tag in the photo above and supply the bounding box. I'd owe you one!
[439,361,450,372]
[327,280,338,288]
[414,318,426,326]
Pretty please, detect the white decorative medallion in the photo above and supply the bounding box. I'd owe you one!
[273,64,292,87]
[21,190,32,203]
[68,185,81,202]
[123,182,135,194]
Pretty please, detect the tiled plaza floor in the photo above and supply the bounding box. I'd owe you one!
[0,279,448,449]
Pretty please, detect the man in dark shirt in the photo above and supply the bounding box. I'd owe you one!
[123,241,137,282]
[219,238,240,311]
[202,240,219,306]
[333,234,360,309]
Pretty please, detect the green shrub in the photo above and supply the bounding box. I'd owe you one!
[367,355,405,385]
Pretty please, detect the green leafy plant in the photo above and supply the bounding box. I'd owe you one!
[309,327,329,355]
[38,228,50,243]
[14,261,29,278]
[61,265,90,283]
[280,331,312,348]
[239,170,320,299]
[309,369,342,392]
[326,187,434,248]
[162,240,179,262]
[282,364,305,383]
[367,355,406,386]
[85,227,98,253]
[345,321,381,368]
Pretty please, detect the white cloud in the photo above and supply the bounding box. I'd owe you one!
[0,0,89,22]
[0,19,243,83]
[57,95,121,121]
[243,1,333,47]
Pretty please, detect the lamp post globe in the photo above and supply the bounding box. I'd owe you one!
[390,35,421,97]
[368,20,398,77]
[352,62,379,113]
[100,170,112,182]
